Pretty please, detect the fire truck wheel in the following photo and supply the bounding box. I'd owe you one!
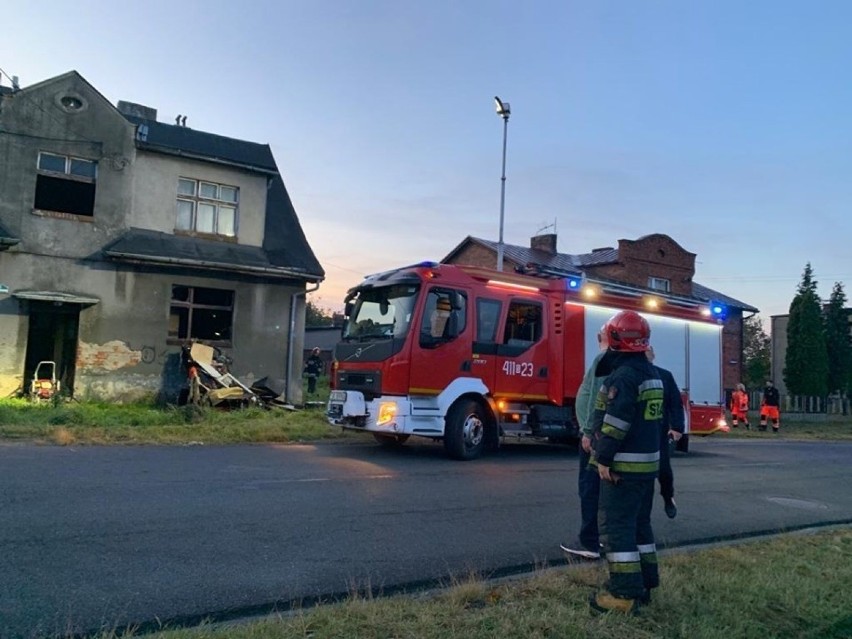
[444,399,488,460]
[373,433,410,447]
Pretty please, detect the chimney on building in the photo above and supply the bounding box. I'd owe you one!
[116,100,158,121]
[530,233,557,255]
[11,76,20,91]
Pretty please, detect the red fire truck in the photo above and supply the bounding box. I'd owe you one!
[327,261,729,460]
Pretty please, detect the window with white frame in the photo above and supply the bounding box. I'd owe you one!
[34,152,98,216]
[175,178,238,237]
[648,277,671,293]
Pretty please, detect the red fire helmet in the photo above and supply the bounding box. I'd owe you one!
[605,310,651,352]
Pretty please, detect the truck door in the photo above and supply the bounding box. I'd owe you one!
[492,299,550,401]
[408,286,471,396]
[467,297,502,391]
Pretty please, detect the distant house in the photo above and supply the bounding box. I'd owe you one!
[0,71,323,403]
[771,309,852,397]
[443,233,758,392]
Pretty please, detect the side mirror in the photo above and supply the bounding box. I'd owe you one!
[445,311,459,338]
[344,301,354,318]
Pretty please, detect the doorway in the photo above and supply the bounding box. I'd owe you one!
[23,301,80,397]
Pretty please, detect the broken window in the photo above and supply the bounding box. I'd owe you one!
[34,152,97,216]
[175,177,238,238]
[169,285,234,343]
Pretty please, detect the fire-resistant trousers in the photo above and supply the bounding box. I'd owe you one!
[598,478,659,599]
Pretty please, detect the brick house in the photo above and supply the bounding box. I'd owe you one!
[443,233,758,392]
[0,71,323,402]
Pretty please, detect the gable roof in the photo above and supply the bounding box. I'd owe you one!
[124,114,278,173]
[443,236,758,312]
[102,228,323,281]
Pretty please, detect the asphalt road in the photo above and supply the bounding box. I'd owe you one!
[1,437,850,638]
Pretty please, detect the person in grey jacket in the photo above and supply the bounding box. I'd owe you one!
[561,325,608,560]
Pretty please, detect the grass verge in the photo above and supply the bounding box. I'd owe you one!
[93,528,852,639]
[723,416,852,440]
[0,398,339,445]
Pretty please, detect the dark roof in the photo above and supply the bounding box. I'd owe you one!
[444,236,758,312]
[102,228,322,281]
[123,114,278,173]
[692,282,758,313]
[263,176,324,276]
[0,86,12,96]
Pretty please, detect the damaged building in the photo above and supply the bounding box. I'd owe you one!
[0,71,324,403]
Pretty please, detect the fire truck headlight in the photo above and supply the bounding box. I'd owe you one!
[376,402,398,426]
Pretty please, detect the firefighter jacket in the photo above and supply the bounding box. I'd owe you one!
[654,365,685,434]
[762,386,780,407]
[731,390,749,412]
[590,352,663,480]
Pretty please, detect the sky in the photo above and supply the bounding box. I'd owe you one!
[3,0,851,321]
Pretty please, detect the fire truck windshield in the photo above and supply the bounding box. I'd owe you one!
[342,284,419,342]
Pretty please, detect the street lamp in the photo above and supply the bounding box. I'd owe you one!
[494,96,510,271]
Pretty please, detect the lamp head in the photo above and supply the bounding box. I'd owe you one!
[494,96,510,118]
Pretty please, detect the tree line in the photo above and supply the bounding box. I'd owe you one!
[743,263,851,397]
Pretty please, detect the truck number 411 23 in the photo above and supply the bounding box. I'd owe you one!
[502,361,534,377]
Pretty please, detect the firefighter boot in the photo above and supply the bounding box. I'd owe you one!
[589,591,639,615]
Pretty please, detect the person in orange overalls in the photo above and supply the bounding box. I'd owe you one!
[730,383,750,429]
[760,380,781,433]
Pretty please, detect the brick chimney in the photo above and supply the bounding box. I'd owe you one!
[531,233,557,254]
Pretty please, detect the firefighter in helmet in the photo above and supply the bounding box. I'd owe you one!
[588,310,662,614]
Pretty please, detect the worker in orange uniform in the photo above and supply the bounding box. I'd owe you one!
[759,380,781,433]
[730,383,750,430]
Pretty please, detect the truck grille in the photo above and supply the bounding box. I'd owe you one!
[335,370,382,400]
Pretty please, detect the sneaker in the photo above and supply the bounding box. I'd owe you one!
[664,497,677,519]
[560,539,601,560]
[589,591,639,615]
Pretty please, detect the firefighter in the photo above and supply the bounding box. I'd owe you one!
[646,345,684,519]
[759,379,781,433]
[731,383,750,429]
[304,347,324,395]
[588,310,662,614]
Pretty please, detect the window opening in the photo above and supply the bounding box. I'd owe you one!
[503,301,542,345]
[169,285,234,343]
[34,152,97,217]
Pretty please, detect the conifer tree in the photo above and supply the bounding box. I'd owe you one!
[824,282,851,394]
[784,263,828,396]
[742,315,770,389]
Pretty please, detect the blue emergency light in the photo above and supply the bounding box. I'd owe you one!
[565,276,583,291]
[709,301,727,320]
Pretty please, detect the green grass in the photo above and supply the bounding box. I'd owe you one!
[723,415,852,440]
[94,528,852,639]
[0,397,340,445]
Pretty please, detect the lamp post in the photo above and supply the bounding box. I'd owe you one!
[494,96,510,271]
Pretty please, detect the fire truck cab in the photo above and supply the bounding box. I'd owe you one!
[327,262,728,460]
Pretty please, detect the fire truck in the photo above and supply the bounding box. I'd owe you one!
[326,261,729,460]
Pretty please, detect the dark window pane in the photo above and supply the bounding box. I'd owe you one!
[477,299,502,343]
[192,308,233,341]
[193,287,234,307]
[69,158,97,179]
[171,285,190,302]
[34,175,95,216]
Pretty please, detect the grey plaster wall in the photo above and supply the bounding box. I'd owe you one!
[0,73,137,255]
[131,152,267,245]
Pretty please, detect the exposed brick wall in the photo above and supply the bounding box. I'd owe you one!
[722,311,744,393]
[449,244,521,270]
[584,235,696,296]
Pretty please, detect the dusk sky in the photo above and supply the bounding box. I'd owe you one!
[3,0,851,322]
